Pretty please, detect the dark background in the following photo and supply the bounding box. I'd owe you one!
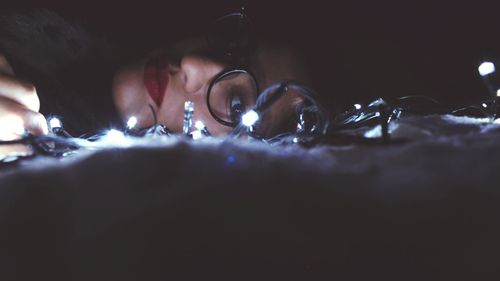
[51,1,500,112]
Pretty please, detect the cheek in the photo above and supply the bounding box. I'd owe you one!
[112,64,155,127]
[191,103,233,136]
[153,75,186,133]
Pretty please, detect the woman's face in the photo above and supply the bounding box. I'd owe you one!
[112,38,312,138]
[112,47,257,136]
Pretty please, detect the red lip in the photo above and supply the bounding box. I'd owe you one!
[144,56,169,107]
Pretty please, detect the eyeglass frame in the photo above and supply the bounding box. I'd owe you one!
[205,7,253,66]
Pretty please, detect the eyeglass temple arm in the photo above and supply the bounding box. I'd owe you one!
[227,83,287,138]
[254,82,288,114]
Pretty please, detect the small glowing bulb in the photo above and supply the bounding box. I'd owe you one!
[195,121,205,130]
[354,104,362,110]
[48,117,62,129]
[106,129,126,142]
[479,61,496,76]
[183,101,195,135]
[184,101,194,112]
[241,110,259,127]
[49,117,62,129]
[364,125,382,138]
[191,130,203,140]
[482,103,488,108]
[292,137,298,143]
[126,116,137,129]
[497,89,500,97]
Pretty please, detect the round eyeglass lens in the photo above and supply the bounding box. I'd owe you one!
[208,70,258,126]
[248,82,329,141]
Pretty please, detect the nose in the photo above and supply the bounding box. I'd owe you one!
[180,54,225,95]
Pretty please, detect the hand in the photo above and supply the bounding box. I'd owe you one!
[0,52,48,159]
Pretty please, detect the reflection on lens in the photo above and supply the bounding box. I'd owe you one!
[254,91,307,138]
[208,70,258,127]
[247,82,329,143]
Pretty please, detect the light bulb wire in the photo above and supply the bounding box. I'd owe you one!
[230,81,330,145]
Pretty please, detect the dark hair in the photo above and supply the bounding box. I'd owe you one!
[0,9,123,135]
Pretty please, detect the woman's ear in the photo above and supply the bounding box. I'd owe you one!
[250,42,311,90]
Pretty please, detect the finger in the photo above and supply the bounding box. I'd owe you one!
[0,96,48,137]
[0,72,40,112]
[0,114,24,141]
[0,53,14,75]
[0,144,33,160]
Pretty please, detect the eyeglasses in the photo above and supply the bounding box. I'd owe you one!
[203,8,260,129]
[205,9,331,145]
[226,81,330,146]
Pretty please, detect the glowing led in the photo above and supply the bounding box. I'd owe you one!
[183,101,195,135]
[354,104,362,110]
[292,137,299,143]
[184,101,194,112]
[195,121,205,130]
[497,89,500,97]
[478,61,495,76]
[191,130,203,140]
[482,103,488,108]
[105,129,126,142]
[48,117,62,129]
[241,110,259,127]
[364,125,382,138]
[126,116,137,129]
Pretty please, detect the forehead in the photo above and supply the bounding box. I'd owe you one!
[167,36,243,68]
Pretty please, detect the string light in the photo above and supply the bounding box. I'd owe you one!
[183,101,194,135]
[479,61,495,76]
[104,129,127,144]
[126,116,138,130]
[6,69,500,163]
[476,61,499,121]
[364,125,382,138]
[195,121,205,130]
[192,121,206,140]
[48,117,62,130]
[190,121,211,140]
[191,130,204,140]
[241,110,259,127]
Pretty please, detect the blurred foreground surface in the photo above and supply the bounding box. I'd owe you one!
[1,114,500,280]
